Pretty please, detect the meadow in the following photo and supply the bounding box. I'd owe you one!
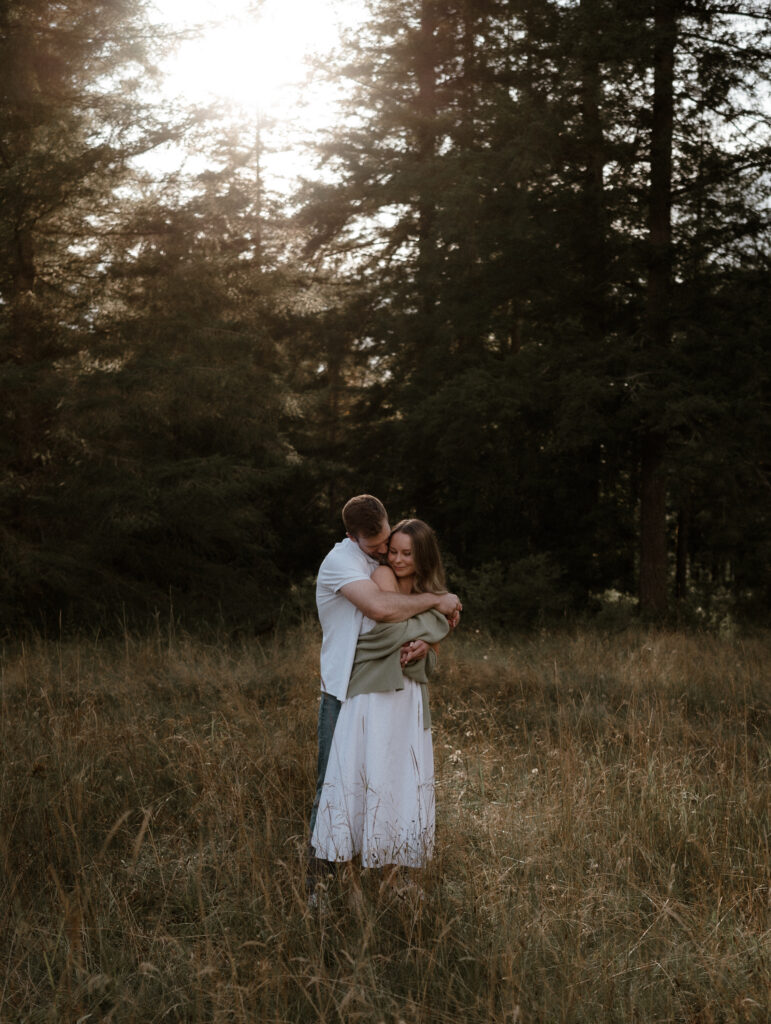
[1,624,768,1023]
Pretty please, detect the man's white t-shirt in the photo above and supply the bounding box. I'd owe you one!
[316,537,379,702]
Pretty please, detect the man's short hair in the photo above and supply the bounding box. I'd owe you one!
[342,494,387,539]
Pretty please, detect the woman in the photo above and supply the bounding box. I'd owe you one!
[311,519,450,873]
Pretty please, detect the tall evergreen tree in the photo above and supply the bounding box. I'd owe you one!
[0,5,318,629]
[627,0,770,613]
[299,0,769,621]
[0,0,184,626]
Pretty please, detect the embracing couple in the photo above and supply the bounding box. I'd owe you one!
[308,494,462,901]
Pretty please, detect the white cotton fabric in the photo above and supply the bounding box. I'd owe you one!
[311,671,435,868]
[316,538,379,701]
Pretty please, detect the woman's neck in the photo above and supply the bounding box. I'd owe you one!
[397,575,416,595]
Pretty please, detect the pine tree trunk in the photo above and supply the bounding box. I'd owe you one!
[639,432,669,614]
[639,0,677,617]
[675,498,690,601]
[579,0,608,340]
[415,0,438,366]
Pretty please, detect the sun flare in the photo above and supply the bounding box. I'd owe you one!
[153,0,356,116]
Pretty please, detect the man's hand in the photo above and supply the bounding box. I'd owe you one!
[400,639,430,667]
[436,591,462,628]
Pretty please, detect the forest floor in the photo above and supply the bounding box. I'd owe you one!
[1,624,769,1023]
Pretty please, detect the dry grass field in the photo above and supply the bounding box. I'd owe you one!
[1,624,769,1023]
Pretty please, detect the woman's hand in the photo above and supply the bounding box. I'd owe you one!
[400,639,430,666]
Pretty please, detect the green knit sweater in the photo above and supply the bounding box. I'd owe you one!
[346,609,450,728]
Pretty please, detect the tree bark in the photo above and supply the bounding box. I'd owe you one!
[578,0,609,341]
[675,498,690,601]
[639,431,669,613]
[415,0,438,364]
[639,0,677,617]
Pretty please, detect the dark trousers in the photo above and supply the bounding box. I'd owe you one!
[309,691,343,844]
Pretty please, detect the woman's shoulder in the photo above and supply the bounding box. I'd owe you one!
[371,564,399,592]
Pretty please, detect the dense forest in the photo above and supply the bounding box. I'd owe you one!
[1,0,769,634]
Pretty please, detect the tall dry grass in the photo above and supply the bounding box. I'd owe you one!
[1,625,768,1023]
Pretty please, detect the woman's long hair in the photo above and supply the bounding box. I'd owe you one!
[389,519,447,595]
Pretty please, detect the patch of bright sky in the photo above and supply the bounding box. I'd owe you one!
[144,0,366,188]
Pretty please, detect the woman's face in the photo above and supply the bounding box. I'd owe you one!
[388,531,416,580]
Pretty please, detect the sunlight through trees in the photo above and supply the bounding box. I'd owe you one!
[1,0,769,630]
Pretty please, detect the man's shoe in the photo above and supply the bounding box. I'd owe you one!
[307,878,330,912]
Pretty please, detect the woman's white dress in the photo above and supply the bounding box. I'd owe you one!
[311,615,435,868]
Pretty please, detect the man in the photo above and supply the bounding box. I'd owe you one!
[308,494,462,885]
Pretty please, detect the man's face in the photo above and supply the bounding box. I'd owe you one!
[349,520,390,562]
